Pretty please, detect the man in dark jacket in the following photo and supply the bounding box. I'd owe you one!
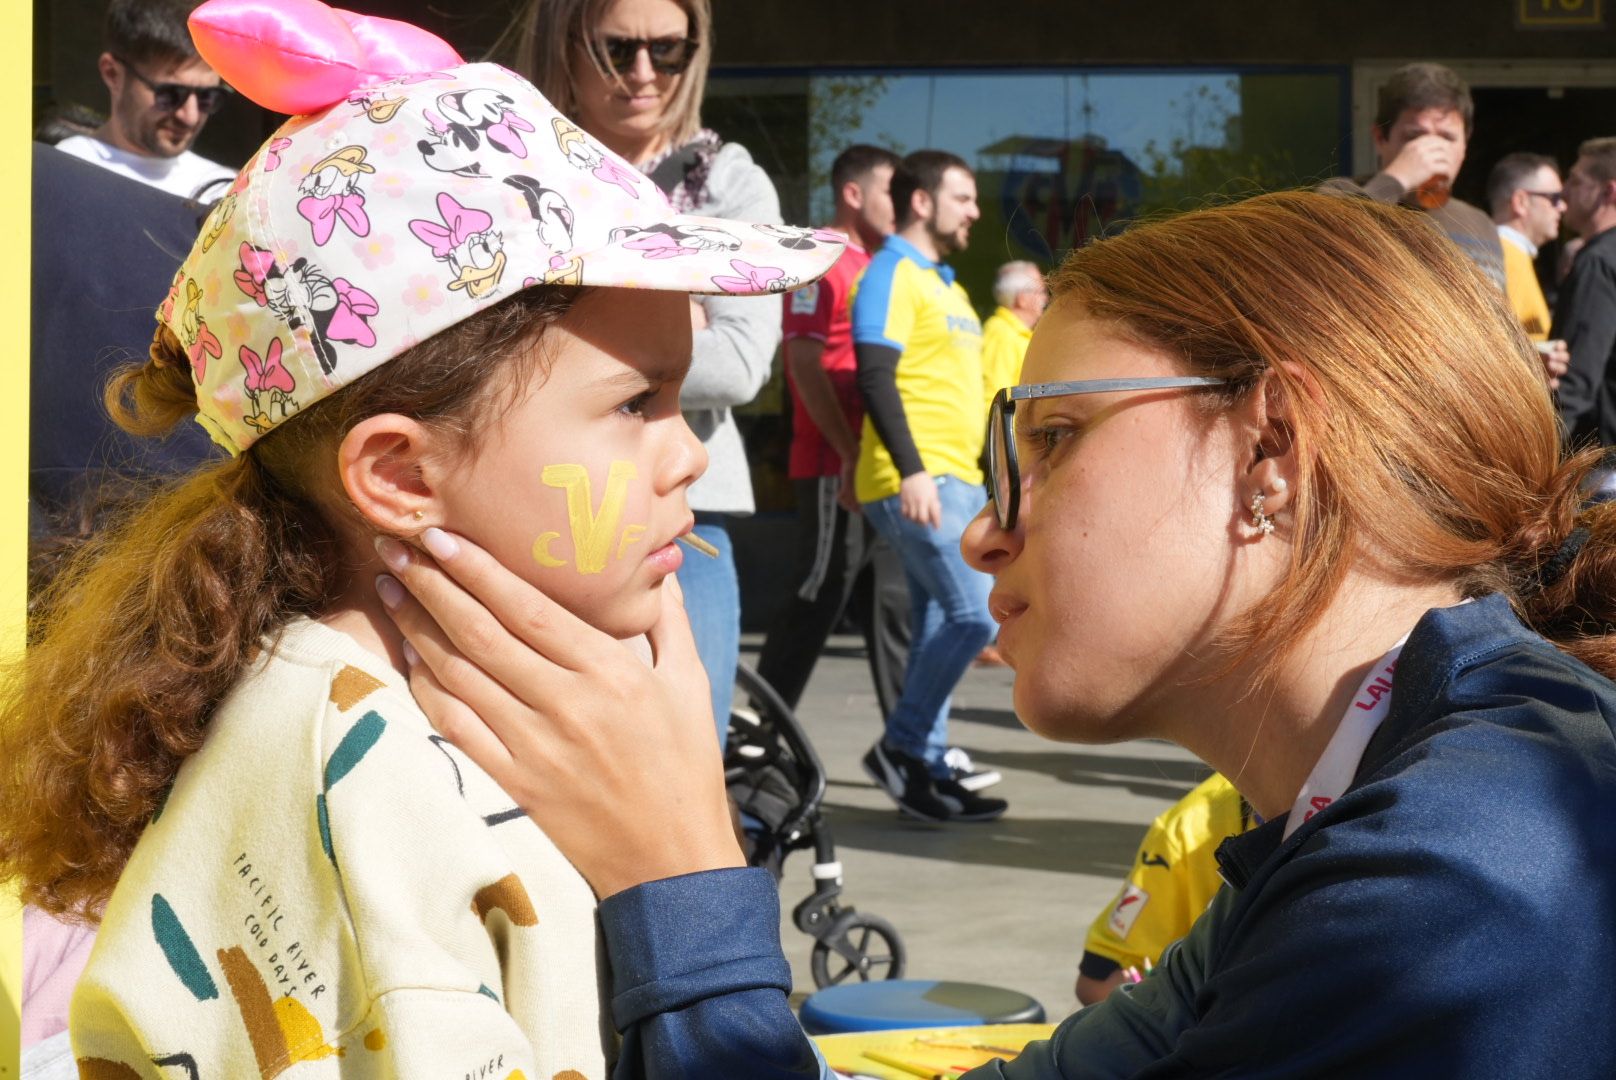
[30,143,219,540]
[1553,137,1616,447]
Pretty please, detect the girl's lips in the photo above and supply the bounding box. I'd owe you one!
[645,538,683,575]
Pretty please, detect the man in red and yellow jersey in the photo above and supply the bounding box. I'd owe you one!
[756,145,899,710]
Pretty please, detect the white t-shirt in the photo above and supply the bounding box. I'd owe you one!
[54,134,236,200]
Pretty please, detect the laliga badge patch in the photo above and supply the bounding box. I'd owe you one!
[1107,883,1150,940]
[790,281,820,315]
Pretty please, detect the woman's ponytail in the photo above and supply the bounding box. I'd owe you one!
[1505,449,1616,683]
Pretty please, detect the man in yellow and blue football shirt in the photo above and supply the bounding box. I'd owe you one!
[853,150,1005,823]
[979,260,1048,413]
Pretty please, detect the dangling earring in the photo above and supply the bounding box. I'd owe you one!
[1249,491,1275,535]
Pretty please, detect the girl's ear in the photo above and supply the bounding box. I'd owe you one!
[338,414,450,533]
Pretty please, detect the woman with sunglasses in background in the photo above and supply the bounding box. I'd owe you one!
[503,0,784,739]
[379,189,1616,1078]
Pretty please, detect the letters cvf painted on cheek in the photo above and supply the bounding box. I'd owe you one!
[531,460,647,573]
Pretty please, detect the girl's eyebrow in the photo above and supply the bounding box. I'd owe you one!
[599,356,690,391]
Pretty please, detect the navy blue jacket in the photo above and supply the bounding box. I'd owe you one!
[599,595,1616,1078]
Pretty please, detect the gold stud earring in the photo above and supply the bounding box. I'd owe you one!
[411,510,424,522]
[1249,491,1275,535]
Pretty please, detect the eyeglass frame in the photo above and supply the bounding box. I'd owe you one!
[987,377,1234,532]
[584,34,702,76]
[1522,189,1567,209]
[110,54,232,115]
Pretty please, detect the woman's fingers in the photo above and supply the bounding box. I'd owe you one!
[377,530,598,682]
[402,640,518,777]
[377,571,539,752]
[646,577,714,723]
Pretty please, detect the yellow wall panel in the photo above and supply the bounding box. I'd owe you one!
[1,1,32,1076]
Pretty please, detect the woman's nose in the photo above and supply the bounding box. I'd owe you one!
[628,45,658,84]
[961,502,1021,574]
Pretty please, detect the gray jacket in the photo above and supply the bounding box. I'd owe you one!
[681,142,782,514]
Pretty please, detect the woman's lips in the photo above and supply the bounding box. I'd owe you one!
[617,93,663,112]
[988,591,1028,626]
[988,594,1027,667]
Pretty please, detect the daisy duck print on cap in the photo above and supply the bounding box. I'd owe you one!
[167,0,847,455]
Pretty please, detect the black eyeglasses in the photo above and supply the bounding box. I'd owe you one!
[1523,190,1567,209]
[987,377,1233,531]
[588,35,700,76]
[112,55,232,114]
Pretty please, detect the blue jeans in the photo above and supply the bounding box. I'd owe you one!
[865,475,997,777]
[674,514,738,749]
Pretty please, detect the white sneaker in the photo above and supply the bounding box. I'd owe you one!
[944,746,1002,792]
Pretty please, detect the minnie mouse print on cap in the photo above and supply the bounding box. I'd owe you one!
[167,0,847,455]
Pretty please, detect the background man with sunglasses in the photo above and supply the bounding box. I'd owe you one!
[1489,152,1570,382]
[56,0,236,200]
[1553,137,1616,448]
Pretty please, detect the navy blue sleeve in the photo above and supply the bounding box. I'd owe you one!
[600,867,829,1080]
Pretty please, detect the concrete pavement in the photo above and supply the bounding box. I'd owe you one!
[742,635,1210,1023]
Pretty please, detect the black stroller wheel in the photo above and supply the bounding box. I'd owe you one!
[810,912,906,987]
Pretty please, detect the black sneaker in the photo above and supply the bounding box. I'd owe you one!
[944,746,1003,792]
[862,741,1008,823]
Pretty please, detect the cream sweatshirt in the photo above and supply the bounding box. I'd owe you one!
[70,618,610,1079]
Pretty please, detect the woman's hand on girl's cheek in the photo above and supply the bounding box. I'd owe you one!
[372,530,744,899]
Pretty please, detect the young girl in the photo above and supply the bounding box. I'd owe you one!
[0,3,842,1077]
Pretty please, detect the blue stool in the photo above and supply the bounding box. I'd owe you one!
[799,979,1046,1035]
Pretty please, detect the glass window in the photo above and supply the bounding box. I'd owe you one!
[702,67,1346,511]
[708,68,1347,312]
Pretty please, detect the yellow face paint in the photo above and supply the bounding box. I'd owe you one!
[616,523,647,560]
[531,531,566,568]
[537,460,638,574]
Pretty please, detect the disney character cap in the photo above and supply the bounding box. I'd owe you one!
[166,0,846,454]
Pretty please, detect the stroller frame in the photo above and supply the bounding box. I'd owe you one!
[726,662,905,987]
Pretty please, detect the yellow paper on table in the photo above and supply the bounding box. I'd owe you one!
[814,1023,1057,1079]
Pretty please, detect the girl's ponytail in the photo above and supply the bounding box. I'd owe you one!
[1,284,577,920]
[105,325,206,439]
[1,330,339,920]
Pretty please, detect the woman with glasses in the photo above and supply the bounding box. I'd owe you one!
[379,190,1616,1077]
[502,0,784,741]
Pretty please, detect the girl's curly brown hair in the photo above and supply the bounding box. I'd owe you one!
[1,284,580,921]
